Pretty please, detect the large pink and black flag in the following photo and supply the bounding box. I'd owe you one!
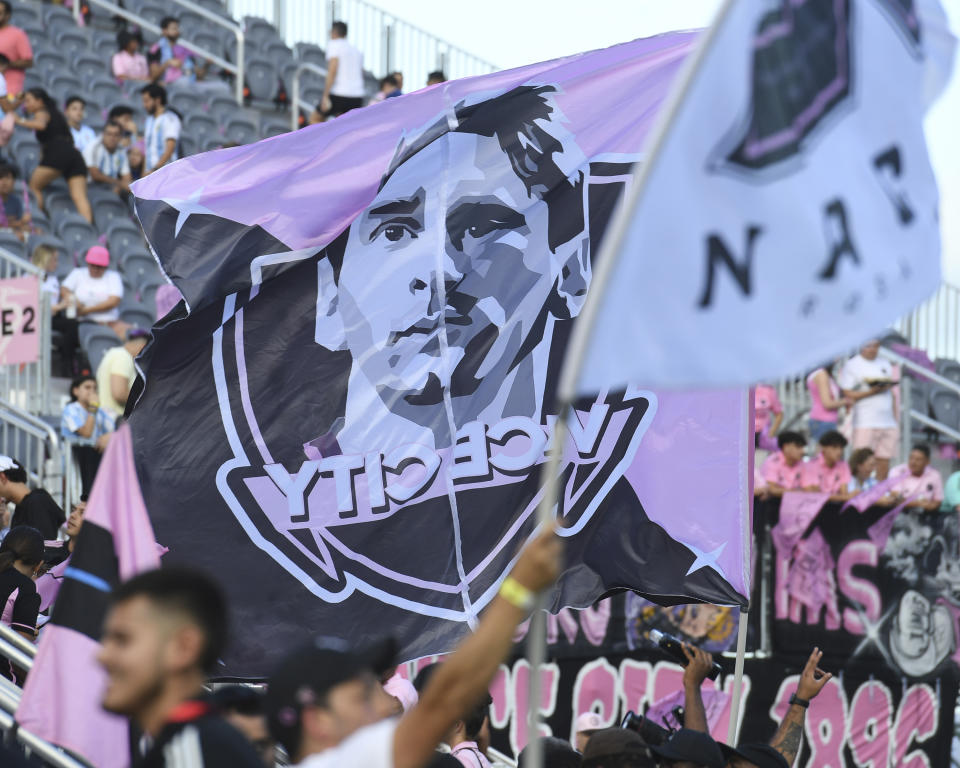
[126,31,752,677]
[16,425,161,768]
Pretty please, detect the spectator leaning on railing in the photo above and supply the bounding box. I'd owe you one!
[760,431,807,495]
[802,430,852,500]
[0,455,66,540]
[889,443,944,511]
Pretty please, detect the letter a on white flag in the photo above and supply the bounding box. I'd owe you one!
[575,0,956,392]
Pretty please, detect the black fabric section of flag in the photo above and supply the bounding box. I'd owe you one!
[50,522,119,641]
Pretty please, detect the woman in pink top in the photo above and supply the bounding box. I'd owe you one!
[807,362,848,441]
[112,31,150,82]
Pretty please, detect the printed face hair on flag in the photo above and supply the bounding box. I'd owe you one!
[129,32,752,675]
[575,0,956,392]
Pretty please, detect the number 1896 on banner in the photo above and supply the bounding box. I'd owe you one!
[0,276,40,366]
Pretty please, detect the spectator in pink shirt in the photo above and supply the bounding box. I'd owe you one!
[0,2,32,96]
[760,431,807,495]
[112,31,150,83]
[803,430,851,500]
[447,693,492,768]
[889,444,944,512]
[754,384,783,448]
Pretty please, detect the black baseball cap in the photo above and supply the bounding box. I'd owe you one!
[264,636,396,756]
[650,728,725,767]
[719,742,789,768]
[582,728,656,768]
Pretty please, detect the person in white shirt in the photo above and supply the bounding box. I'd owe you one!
[141,83,180,173]
[64,96,97,152]
[838,340,899,480]
[60,245,124,334]
[264,528,561,768]
[310,21,365,123]
[83,120,133,196]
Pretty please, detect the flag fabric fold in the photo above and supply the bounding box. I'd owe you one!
[17,425,160,768]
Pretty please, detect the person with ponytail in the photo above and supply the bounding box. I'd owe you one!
[12,88,92,223]
[0,526,43,681]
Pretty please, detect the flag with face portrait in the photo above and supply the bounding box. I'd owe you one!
[128,32,753,676]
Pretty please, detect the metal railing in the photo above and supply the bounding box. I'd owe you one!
[0,248,50,415]
[881,347,960,463]
[290,61,326,130]
[74,0,246,104]
[896,281,960,363]
[0,397,77,511]
[228,0,496,92]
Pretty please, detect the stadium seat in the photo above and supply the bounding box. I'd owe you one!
[55,28,90,59]
[192,30,225,59]
[0,233,26,260]
[930,388,960,431]
[260,117,290,138]
[42,4,75,31]
[246,56,279,102]
[295,42,326,67]
[184,113,220,146]
[264,40,294,70]
[12,138,40,180]
[908,379,929,416]
[56,213,98,257]
[139,276,165,310]
[224,116,258,145]
[936,359,960,387]
[92,196,131,232]
[34,50,67,77]
[208,94,241,125]
[107,219,144,257]
[80,326,121,372]
[121,306,154,330]
[169,89,205,117]
[124,253,160,289]
[137,2,169,28]
[12,4,41,27]
[49,73,84,103]
[74,52,108,83]
[179,134,198,157]
[91,78,123,107]
[45,190,77,223]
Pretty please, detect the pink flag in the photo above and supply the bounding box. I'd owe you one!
[844,476,901,513]
[867,494,922,550]
[770,491,830,557]
[17,425,161,768]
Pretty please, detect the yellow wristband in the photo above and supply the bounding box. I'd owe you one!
[499,576,535,611]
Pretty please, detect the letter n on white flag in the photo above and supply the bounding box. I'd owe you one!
[576,0,956,392]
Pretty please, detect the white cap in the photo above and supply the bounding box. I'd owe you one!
[575,712,605,734]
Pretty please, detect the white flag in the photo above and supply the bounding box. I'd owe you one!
[574,0,956,393]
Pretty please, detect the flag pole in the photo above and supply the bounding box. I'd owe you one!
[726,608,749,744]
[524,1,740,766]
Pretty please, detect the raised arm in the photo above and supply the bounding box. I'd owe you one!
[394,528,561,768]
[769,648,832,765]
[681,643,716,734]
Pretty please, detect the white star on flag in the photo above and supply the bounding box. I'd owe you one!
[161,188,218,237]
[685,541,727,577]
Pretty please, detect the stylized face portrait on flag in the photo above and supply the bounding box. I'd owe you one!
[130,34,752,674]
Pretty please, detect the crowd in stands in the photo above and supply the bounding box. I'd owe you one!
[754,339,960,513]
[0,510,824,767]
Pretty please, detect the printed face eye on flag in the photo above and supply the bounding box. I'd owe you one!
[130,34,752,675]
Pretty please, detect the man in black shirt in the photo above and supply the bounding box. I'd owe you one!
[0,456,65,540]
[98,568,263,768]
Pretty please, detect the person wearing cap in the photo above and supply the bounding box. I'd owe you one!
[649,728,725,767]
[60,245,125,336]
[98,568,265,767]
[580,727,656,768]
[96,327,148,419]
[265,526,562,767]
[573,712,605,753]
[519,736,581,768]
[0,455,65,540]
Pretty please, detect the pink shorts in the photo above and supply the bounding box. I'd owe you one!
[852,427,899,460]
